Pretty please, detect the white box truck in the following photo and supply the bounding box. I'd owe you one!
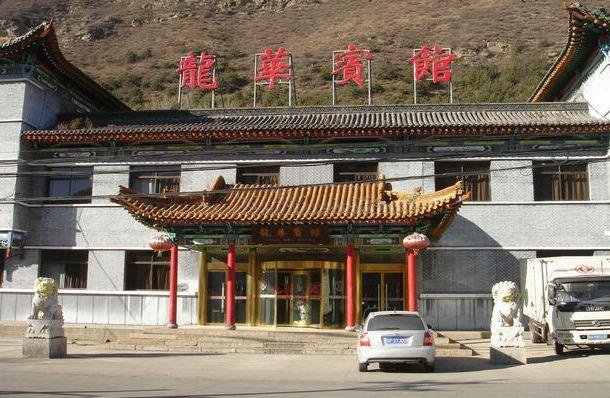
[520,256,610,354]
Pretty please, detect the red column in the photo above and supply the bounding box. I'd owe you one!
[168,243,178,328]
[407,249,417,312]
[225,243,236,330]
[345,244,355,329]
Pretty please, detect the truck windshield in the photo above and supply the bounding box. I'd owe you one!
[556,280,610,303]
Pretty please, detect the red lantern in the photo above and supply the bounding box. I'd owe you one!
[402,233,430,251]
[149,235,174,255]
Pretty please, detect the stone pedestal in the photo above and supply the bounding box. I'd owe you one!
[490,346,527,365]
[491,326,525,348]
[22,336,67,358]
[22,319,67,359]
[490,326,526,365]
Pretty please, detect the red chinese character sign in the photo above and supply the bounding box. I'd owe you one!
[332,43,373,105]
[176,51,219,108]
[254,47,294,107]
[408,43,455,104]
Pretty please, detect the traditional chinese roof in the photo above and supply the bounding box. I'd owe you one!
[110,177,469,239]
[0,20,129,112]
[22,102,610,145]
[531,3,610,102]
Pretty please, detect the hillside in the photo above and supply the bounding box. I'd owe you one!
[1,0,608,109]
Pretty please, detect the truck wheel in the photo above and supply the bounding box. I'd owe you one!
[529,320,542,343]
[358,362,368,372]
[554,341,564,355]
[544,325,552,345]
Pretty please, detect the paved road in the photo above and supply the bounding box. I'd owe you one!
[1,338,609,398]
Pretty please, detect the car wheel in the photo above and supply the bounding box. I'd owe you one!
[554,341,564,355]
[358,362,368,372]
[424,362,435,372]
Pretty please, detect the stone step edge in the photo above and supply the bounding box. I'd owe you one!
[107,343,474,357]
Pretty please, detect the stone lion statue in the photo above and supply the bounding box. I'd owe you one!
[28,277,63,320]
[490,280,524,347]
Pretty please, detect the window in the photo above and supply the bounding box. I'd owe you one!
[129,166,180,194]
[236,166,279,185]
[534,162,589,201]
[47,167,93,204]
[435,161,490,201]
[334,162,378,183]
[40,250,88,289]
[366,313,425,331]
[125,251,169,290]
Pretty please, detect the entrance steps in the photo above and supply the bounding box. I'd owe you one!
[0,322,477,356]
[108,327,476,356]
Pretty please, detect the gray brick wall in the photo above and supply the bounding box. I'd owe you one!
[490,160,534,201]
[0,82,26,123]
[2,249,40,288]
[87,250,126,291]
[589,159,610,201]
[23,82,62,129]
[420,249,536,294]
[439,203,610,248]
[181,164,236,191]
[280,164,333,186]
[379,161,435,193]
[92,165,129,204]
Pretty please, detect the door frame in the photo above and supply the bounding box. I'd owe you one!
[201,260,250,325]
[359,263,404,324]
[258,260,341,328]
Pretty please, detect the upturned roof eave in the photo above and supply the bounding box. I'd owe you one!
[531,3,610,102]
[0,20,130,112]
[110,179,467,239]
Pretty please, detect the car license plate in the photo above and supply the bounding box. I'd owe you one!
[383,335,410,345]
[588,334,606,341]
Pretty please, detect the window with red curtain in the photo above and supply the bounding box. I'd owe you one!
[534,162,589,201]
[435,161,491,201]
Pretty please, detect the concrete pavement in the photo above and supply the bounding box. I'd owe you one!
[1,337,609,397]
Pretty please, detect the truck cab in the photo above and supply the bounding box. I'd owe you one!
[521,256,610,354]
[547,276,610,354]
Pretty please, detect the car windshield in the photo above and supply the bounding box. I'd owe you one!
[556,280,610,303]
[366,314,425,331]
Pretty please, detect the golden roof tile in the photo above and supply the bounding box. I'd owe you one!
[111,177,468,238]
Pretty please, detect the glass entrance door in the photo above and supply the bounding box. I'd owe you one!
[271,270,321,327]
[361,272,404,319]
[291,272,321,326]
[206,270,247,324]
[259,265,337,328]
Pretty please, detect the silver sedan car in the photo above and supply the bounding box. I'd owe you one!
[356,311,435,372]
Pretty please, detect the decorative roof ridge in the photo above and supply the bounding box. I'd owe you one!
[28,102,593,134]
[229,179,389,194]
[0,20,50,50]
[112,178,464,208]
[531,2,610,102]
[567,2,610,30]
[56,101,592,121]
[415,180,464,202]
